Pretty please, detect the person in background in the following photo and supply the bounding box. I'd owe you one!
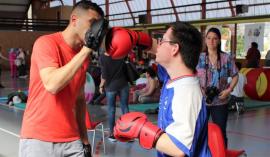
[19,1,107,157]
[246,42,261,68]
[8,48,17,78]
[0,46,9,88]
[98,51,130,142]
[17,48,28,78]
[228,62,246,113]
[196,27,238,147]
[265,49,270,67]
[133,67,160,104]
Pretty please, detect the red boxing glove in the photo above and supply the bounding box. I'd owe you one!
[105,27,152,59]
[114,112,164,149]
[139,121,164,149]
[114,112,147,142]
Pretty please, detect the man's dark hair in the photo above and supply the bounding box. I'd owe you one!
[170,22,202,73]
[73,0,104,17]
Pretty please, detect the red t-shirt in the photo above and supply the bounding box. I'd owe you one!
[20,32,89,142]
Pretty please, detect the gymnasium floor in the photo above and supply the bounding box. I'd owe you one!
[0,71,269,157]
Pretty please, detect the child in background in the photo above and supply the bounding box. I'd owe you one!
[228,62,247,114]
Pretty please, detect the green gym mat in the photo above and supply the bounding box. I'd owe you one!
[244,98,270,109]
[0,97,7,104]
[128,98,270,112]
[2,97,270,111]
[129,103,159,112]
[14,103,26,110]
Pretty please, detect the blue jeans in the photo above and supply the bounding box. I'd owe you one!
[106,85,129,134]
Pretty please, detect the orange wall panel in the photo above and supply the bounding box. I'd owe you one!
[0,31,53,69]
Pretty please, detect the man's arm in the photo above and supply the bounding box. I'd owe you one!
[155,134,185,157]
[75,86,89,144]
[99,77,105,94]
[40,46,91,94]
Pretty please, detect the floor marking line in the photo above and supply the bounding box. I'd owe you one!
[0,127,20,138]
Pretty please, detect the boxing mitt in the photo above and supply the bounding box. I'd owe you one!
[105,27,152,59]
[85,18,109,51]
[114,112,164,149]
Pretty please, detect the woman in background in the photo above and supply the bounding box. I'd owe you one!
[196,27,238,147]
[133,67,160,104]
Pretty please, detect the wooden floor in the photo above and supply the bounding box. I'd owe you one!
[0,71,269,157]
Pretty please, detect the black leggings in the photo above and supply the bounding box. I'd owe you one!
[207,104,229,147]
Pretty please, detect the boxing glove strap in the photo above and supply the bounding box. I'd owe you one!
[139,121,164,149]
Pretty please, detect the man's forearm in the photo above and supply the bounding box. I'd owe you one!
[99,77,105,88]
[78,107,89,144]
[155,134,185,157]
[76,92,89,144]
[41,47,92,94]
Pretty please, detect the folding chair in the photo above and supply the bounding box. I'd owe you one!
[208,122,246,157]
[85,110,106,155]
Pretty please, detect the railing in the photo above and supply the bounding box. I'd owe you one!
[0,18,68,31]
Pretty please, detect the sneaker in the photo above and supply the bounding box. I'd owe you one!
[128,139,135,142]
[108,135,117,142]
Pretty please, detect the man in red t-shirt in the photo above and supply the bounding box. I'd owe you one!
[19,1,107,157]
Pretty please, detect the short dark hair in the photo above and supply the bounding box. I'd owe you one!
[73,1,104,17]
[170,22,202,73]
[145,67,156,78]
[251,42,258,48]
[235,62,242,70]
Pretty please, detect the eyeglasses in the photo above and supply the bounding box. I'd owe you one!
[158,38,178,46]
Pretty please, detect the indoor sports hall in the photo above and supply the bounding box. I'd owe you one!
[0,0,270,157]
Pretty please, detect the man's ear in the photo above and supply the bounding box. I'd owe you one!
[172,44,180,56]
[70,14,77,26]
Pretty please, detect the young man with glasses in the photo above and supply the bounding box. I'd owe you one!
[109,22,211,157]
